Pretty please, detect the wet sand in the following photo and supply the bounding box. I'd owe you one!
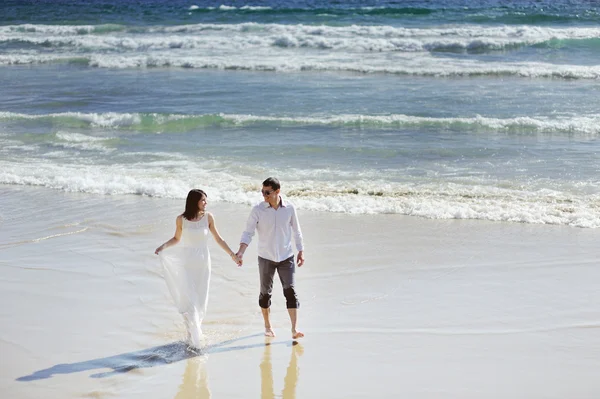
[2,186,600,398]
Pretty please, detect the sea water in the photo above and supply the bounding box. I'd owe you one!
[1,0,600,227]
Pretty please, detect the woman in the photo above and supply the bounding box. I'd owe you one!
[155,189,241,348]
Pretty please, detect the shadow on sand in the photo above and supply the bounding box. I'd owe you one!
[17,334,294,381]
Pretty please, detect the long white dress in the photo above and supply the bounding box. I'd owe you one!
[159,216,211,348]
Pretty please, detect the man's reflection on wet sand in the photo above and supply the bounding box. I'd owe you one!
[261,340,303,399]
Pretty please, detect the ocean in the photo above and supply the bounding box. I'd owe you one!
[2,0,600,227]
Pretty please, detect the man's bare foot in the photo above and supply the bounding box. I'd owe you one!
[264,328,276,337]
[292,330,304,339]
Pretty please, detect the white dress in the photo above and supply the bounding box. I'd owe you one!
[159,215,211,348]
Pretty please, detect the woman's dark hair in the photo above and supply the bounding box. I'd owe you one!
[262,177,280,190]
[182,189,207,220]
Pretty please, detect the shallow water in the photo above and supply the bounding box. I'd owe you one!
[2,0,600,226]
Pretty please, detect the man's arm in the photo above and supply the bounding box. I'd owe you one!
[236,206,259,262]
[291,205,304,267]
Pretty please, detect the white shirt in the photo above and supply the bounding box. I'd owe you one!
[240,197,304,262]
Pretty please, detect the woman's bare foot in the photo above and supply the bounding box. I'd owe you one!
[292,330,304,339]
[265,328,276,337]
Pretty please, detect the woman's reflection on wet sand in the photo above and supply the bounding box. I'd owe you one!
[175,356,211,399]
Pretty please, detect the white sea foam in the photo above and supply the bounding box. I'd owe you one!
[54,132,111,142]
[0,144,39,152]
[239,6,272,10]
[4,23,598,38]
[2,111,598,227]
[3,111,600,135]
[0,23,126,35]
[0,160,233,200]
[2,22,600,78]
[225,113,600,134]
[1,24,599,54]
[1,160,599,227]
[207,5,271,11]
[0,111,142,127]
[2,50,600,80]
[51,132,115,152]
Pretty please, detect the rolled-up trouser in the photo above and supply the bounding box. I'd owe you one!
[258,255,299,309]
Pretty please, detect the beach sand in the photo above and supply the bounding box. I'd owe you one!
[1,186,600,398]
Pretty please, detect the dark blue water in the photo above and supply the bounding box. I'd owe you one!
[2,0,600,26]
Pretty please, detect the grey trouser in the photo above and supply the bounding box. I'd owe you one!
[258,256,299,309]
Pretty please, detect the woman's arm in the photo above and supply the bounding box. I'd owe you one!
[208,213,241,265]
[155,215,183,254]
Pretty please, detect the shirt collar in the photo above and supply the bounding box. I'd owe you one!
[263,195,286,208]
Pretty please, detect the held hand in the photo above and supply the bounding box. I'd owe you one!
[230,253,242,267]
[235,251,244,267]
[297,251,304,267]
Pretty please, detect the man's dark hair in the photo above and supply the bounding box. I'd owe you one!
[262,177,280,191]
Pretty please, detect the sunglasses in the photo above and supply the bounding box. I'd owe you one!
[261,189,274,196]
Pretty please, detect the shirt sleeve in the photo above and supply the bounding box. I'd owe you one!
[240,206,259,246]
[290,205,304,251]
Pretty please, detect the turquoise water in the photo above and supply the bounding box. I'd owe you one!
[1,0,600,226]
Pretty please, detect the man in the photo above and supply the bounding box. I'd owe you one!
[236,177,305,339]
